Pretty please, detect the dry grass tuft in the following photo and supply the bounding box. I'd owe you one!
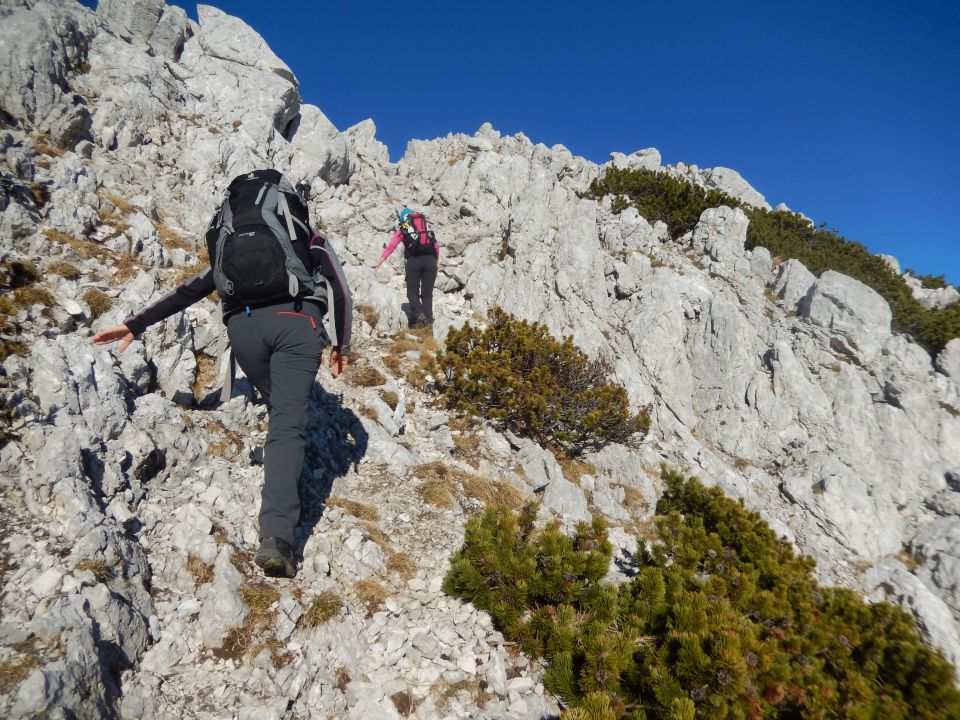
[387,551,415,580]
[382,354,402,375]
[102,191,137,215]
[33,136,65,157]
[0,655,38,694]
[325,497,379,522]
[418,477,456,508]
[621,484,648,512]
[355,303,380,327]
[354,578,388,614]
[0,339,28,362]
[460,474,528,511]
[379,390,399,411]
[81,288,113,319]
[205,419,244,457]
[186,554,214,585]
[48,260,81,280]
[13,285,55,307]
[158,223,193,251]
[302,591,342,628]
[557,457,597,484]
[346,365,387,387]
[74,558,114,582]
[192,352,218,403]
[215,581,280,661]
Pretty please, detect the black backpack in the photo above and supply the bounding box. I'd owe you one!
[206,169,315,307]
[398,211,438,257]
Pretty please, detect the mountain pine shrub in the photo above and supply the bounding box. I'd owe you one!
[435,307,650,457]
[444,469,960,719]
[587,168,959,355]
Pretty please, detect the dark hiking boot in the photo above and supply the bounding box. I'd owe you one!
[413,313,430,329]
[255,537,296,578]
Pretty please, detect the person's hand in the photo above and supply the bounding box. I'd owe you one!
[372,260,382,270]
[92,324,135,352]
[328,348,349,378]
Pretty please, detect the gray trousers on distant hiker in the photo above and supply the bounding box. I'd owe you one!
[405,254,438,323]
[226,300,326,545]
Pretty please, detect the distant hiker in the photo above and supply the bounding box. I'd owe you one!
[92,169,352,579]
[372,207,439,328]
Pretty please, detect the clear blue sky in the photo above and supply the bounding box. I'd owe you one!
[83,1,960,285]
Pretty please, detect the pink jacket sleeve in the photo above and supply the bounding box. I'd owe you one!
[378,229,404,262]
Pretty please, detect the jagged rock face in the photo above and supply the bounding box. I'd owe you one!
[1,0,960,717]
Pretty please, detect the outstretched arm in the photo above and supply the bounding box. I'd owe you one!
[91,268,216,349]
[373,229,404,269]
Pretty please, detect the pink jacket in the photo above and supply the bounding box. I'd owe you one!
[378,214,440,262]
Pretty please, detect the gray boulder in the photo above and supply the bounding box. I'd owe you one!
[798,270,892,362]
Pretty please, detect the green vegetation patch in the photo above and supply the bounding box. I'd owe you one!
[436,308,650,457]
[586,168,960,355]
[444,469,960,719]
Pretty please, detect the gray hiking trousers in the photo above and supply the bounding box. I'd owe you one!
[404,254,438,324]
[226,300,326,544]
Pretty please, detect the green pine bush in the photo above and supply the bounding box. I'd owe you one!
[586,168,959,355]
[444,469,960,719]
[435,307,650,457]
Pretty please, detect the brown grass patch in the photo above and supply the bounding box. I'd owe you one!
[418,478,456,509]
[325,497,379,522]
[43,228,108,261]
[621,484,648,511]
[102,192,137,215]
[205,419,244,457]
[940,401,960,418]
[347,365,386,387]
[557,456,597,484]
[81,288,112,319]
[13,285,55,307]
[356,303,379,327]
[158,223,193,251]
[30,181,49,208]
[302,591,342,628]
[387,551,415,580]
[192,352,218,403]
[0,655,38,694]
[111,253,145,284]
[360,405,379,421]
[460,474,528,511]
[379,390,399,411]
[186,555,214,585]
[208,126,221,135]
[0,339,28,362]
[897,548,920,573]
[48,260,81,280]
[382,354,402,375]
[33,136,65,157]
[215,581,280,661]
[74,558,115,582]
[354,578,388,615]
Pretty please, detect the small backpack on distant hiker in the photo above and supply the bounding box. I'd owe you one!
[397,208,439,257]
[206,169,315,306]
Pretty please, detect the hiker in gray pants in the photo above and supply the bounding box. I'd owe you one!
[227,300,326,550]
[93,218,352,579]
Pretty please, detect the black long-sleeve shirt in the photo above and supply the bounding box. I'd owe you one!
[124,232,353,353]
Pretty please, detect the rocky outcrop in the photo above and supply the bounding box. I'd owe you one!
[1,0,959,716]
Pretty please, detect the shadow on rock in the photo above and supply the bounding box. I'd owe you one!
[293,382,368,557]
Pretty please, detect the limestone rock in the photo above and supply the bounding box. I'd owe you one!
[798,270,892,362]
